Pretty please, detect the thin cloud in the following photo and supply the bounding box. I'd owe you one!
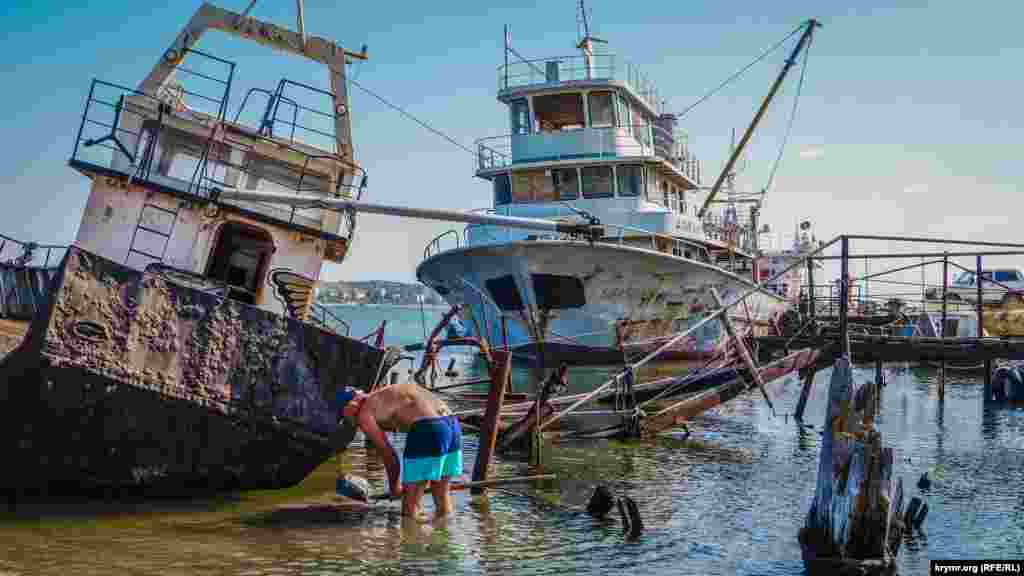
[799,146,824,159]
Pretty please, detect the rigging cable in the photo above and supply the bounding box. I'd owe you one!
[675,23,805,119]
[762,29,814,197]
[347,77,476,156]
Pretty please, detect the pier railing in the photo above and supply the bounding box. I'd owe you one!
[498,53,663,114]
[476,123,701,183]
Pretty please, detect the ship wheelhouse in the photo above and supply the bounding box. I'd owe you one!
[467,48,760,273]
[68,23,365,322]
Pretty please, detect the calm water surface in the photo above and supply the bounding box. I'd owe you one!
[3,306,1024,575]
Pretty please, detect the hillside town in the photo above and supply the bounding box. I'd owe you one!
[316,280,446,306]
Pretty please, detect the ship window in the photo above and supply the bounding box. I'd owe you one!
[205,222,274,306]
[645,167,657,201]
[494,173,511,205]
[513,169,557,202]
[994,270,1021,282]
[533,93,584,132]
[485,275,524,311]
[510,99,531,135]
[616,94,632,130]
[553,168,579,200]
[588,91,615,128]
[581,166,613,199]
[532,274,586,310]
[617,164,643,197]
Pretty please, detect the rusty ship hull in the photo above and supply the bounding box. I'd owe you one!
[0,246,385,495]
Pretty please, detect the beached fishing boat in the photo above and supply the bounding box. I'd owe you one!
[0,1,394,495]
[415,9,818,368]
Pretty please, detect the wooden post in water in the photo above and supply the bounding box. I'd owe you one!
[795,367,815,422]
[978,255,991,387]
[940,253,948,401]
[875,360,884,390]
[798,357,904,573]
[471,350,512,495]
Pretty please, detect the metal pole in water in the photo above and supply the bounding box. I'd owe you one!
[978,254,991,388]
[941,252,948,401]
[839,236,850,359]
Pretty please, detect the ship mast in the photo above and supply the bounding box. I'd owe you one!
[576,0,606,79]
[697,19,820,220]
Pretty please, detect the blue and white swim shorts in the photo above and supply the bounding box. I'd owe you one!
[401,415,463,485]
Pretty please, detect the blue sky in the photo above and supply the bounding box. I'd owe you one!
[1,1,1021,284]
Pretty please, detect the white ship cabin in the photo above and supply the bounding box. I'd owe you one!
[67,4,364,323]
[468,43,760,278]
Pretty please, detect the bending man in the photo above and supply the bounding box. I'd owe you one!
[336,383,462,518]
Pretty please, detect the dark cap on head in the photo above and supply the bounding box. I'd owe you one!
[335,387,358,415]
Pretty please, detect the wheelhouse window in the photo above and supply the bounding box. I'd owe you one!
[993,270,1021,283]
[509,99,531,135]
[581,165,614,199]
[512,169,557,203]
[494,173,511,205]
[587,91,615,128]
[533,93,584,132]
[553,167,579,200]
[615,93,632,131]
[617,164,643,197]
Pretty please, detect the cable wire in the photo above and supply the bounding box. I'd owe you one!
[762,30,814,196]
[348,77,476,156]
[675,23,805,119]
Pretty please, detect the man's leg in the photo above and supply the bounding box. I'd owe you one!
[402,481,427,517]
[429,476,452,519]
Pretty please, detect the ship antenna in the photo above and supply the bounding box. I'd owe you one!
[576,0,607,79]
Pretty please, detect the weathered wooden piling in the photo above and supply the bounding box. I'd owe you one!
[471,350,512,495]
[795,367,815,422]
[798,357,904,575]
[940,253,949,401]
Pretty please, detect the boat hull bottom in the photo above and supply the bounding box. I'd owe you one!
[0,246,384,495]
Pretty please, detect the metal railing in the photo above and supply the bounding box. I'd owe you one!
[498,53,662,113]
[0,233,67,269]
[309,301,351,336]
[475,123,701,182]
[446,210,714,263]
[72,78,365,236]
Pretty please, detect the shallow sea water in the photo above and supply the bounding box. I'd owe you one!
[4,360,1024,575]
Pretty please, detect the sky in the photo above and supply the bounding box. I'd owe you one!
[0,0,1022,289]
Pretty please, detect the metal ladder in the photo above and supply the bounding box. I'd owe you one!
[125,201,181,269]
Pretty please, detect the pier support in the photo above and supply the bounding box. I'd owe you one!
[977,255,992,388]
[471,350,512,495]
[940,253,948,401]
[795,367,815,422]
[798,357,904,573]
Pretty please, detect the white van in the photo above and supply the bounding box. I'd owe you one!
[948,268,1024,303]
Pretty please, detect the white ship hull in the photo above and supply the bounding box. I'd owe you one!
[416,240,788,366]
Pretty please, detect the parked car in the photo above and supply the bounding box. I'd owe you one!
[947,268,1024,303]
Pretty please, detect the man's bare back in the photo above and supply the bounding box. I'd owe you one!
[360,383,452,433]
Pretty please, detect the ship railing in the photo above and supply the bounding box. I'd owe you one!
[309,301,352,336]
[498,53,662,113]
[231,78,340,155]
[423,229,461,260]
[72,78,365,234]
[0,233,67,269]
[475,124,657,172]
[475,124,701,182]
[460,212,711,262]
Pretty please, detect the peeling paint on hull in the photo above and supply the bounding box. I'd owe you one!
[417,241,787,366]
[0,247,385,494]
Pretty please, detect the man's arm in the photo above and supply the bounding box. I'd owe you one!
[358,405,402,497]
